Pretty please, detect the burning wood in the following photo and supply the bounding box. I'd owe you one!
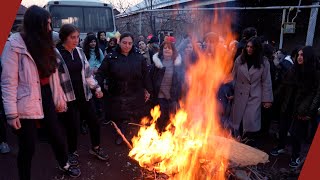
[128,107,269,179]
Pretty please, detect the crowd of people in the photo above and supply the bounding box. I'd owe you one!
[0,5,319,180]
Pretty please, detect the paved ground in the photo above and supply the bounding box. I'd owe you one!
[0,124,141,180]
[0,122,305,180]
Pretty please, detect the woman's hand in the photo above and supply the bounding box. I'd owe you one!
[262,102,272,108]
[55,96,67,113]
[95,90,104,99]
[92,67,98,74]
[7,117,21,130]
[226,95,234,100]
[56,103,67,113]
[144,90,150,102]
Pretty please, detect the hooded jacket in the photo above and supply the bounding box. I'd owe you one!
[1,33,67,119]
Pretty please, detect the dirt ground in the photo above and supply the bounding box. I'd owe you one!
[0,121,307,180]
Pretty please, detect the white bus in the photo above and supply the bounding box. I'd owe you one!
[45,0,116,41]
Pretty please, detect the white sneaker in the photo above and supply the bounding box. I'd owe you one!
[0,142,10,154]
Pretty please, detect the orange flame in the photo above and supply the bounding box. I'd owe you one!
[129,11,237,180]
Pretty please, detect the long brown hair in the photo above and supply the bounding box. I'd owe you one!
[22,5,57,78]
[158,41,178,60]
[240,37,263,69]
[83,35,102,60]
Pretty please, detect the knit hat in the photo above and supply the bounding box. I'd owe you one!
[167,36,176,43]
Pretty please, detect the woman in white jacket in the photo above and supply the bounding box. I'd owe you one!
[1,6,81,179]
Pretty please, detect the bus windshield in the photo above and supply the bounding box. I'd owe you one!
[50,5,114,32]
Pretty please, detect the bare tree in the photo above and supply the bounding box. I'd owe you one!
[136,0,162,35]
[113,0,205,42]
[108,0,158,36]
[102,0,134,13]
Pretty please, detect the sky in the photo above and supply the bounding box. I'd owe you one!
[21,0,141,10]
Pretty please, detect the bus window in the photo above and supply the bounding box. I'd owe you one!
[50,6,84,32]
[83,7,114,32]
[50,5,114,33]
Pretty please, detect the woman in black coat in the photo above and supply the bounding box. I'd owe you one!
[95,32,153,144]
[271,46,320,168]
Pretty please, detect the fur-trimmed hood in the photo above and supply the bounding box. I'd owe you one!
[152,52,182,68]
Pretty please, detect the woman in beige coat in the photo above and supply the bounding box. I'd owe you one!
[231,37,273,147]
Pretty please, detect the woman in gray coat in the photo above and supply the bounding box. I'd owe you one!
[231,37,273,146]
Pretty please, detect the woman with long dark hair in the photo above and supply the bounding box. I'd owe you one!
[97,31,108,54]
[83,34,104,73]
[177,38,197,68]
[231,37,273,147]
[106,37,117,54]
[271,46,320,168]
[56,24,109,167]
[83,34,106,124]
[95,32,153,145]
[138,40,152,66]
[1,6,80,179]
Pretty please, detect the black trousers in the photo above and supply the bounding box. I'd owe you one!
[16,85,68,180]
[0,114,7,143]
[277,113,293,148]
[290,118,309,159]
[260,106,273,135]
[103,91,111,122]
[0,100,7,143]
[92,95,105,121]
[236,120,259,147]
[60,98,101,154]
[156,98,178,132]
[113,117,137,142]
[111,103,151,142]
